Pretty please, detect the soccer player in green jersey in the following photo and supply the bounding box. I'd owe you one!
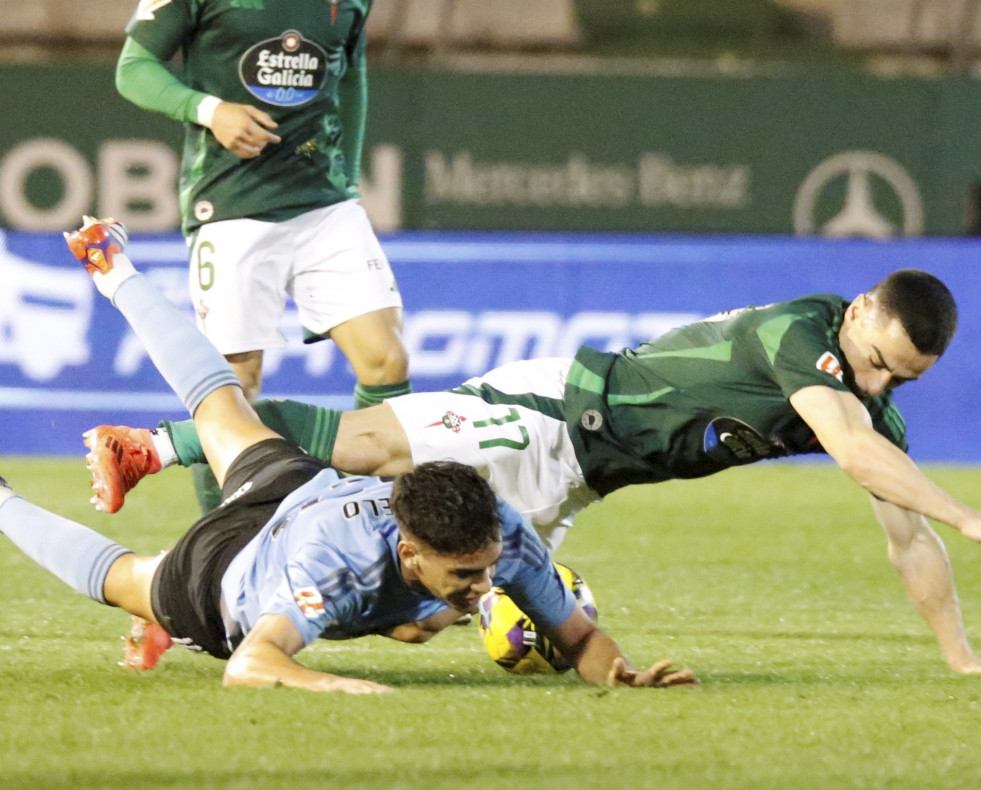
[114,0,411,511]
[89,269,981,674]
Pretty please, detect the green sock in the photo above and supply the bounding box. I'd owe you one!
[164,417,207,467]
[160,398,343,467]
[353,380,412,409]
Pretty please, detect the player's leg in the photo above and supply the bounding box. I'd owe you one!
[193,353,265,515]
[187,219,286,511]
[0,478,153,617]
[287,200,411,408]
[65,217,277,491]
[328,307,412,408]
[225,350,264,403]
[158,400,413,475]
[82,397,345,512]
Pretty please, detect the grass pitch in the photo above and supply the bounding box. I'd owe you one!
[2,457,981,789]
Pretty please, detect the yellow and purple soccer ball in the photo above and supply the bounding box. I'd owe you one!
[476,562,598,674]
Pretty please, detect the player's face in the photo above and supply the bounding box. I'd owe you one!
[839,294,939,399]
[404,539,503,612]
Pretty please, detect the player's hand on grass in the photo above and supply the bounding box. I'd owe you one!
[608,657,698,688]
[946,653,981,674]
[322,676,395,695]
[211,102,281,158]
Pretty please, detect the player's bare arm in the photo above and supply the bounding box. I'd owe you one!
[869,496,981,674]
[210,102,281,159]
[789,385,981,539]
[223,613,394,694]
[544,606,697,688]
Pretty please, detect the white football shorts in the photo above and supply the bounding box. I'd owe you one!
[386,358,599,539]
[187,199,402,354]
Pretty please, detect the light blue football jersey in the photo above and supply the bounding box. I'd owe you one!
[221,469,576,648]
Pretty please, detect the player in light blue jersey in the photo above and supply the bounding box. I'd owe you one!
[0,217,696,693]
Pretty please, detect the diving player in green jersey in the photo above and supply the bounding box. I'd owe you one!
[89,269,981,673]
[114,0,411,510]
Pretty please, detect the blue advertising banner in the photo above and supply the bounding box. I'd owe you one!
[2,231,980,461]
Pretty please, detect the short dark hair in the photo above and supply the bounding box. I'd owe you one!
[869,269,958,356]
[391,461,501,555]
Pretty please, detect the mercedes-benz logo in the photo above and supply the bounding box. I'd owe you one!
[793,151,924,238]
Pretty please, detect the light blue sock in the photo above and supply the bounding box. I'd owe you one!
[0,495,131,604]
[112,274,241,415]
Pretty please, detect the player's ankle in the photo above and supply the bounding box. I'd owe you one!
[97,254,139,302]
[149,428,179,469]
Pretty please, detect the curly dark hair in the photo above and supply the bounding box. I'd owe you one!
[869,269,958,356]
[391,461,502,555]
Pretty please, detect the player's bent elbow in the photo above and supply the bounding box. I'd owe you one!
[222,653,254,688]
[222,646,273,688]
[829,444,880,490]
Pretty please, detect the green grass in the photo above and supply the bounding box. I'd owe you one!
[3,458,981,789]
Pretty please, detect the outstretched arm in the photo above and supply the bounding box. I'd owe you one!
[790,385,981,541]
[870,496,981,674]
[224,613,394,693]
[543,606,697,688]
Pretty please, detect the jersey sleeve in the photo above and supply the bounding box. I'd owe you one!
[493,502,577,630]
[124,0,193,62]
[754,304,852,399]
[116,37,211,124]
[262,559,348,648]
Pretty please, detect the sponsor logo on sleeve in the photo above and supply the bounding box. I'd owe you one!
[816,351,844,382]
[295,587,326,620]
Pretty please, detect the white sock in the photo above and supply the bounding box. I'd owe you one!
[93,251,138,302]
[149,428,178,469]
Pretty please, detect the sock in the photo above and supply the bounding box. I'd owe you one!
[353,380,412,409]
[149,427,178,469]
[161,399,342,467]
[110,275,240,415]
[0,495,131,604]
[94,251,138,301]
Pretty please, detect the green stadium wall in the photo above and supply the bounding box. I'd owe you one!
[2,63,980,236]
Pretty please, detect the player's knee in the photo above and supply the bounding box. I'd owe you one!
[225,355,263,401]
[351,342,409,385]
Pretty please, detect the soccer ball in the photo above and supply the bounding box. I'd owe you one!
[476,562,598,675]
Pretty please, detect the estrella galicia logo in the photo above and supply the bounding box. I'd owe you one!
[239,30,327,107]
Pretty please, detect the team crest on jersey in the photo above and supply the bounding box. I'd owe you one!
[194,201,214,223]
[136,0,173,21]
[295,587,326,620]
[239,30,328,107]
[426,411,467,433]
[816,351,844,382]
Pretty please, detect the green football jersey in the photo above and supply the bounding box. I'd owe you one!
[126,0,371,232]
[564,294,908,496]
